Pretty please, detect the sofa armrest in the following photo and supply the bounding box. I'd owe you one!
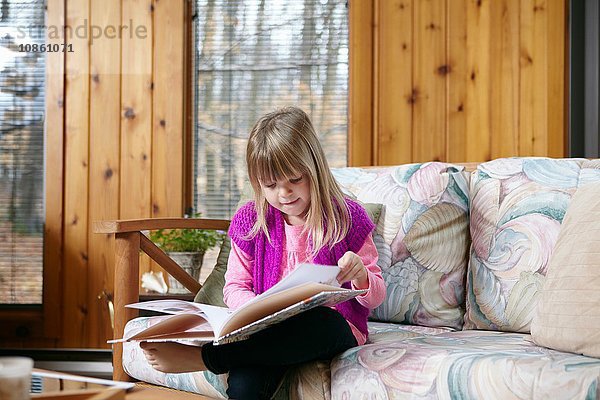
[93,217,230,381]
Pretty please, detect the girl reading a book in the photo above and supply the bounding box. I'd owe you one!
[141,106,385,399]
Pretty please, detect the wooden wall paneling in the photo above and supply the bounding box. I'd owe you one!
[120,0,154,282]
[62,0,90,347]
[348,0,374,167]
[152,0,184,284]
[43,0,65,340]
[519,0,548,156]
[465,0,491,162]
[88,0,121,348]
[490,0,519,159]
[446,0,467,163]
[152,0,184,219]
[531,0,550,156]
[377,0,412,165]
[547,0,567,157]
[413,0,446,162]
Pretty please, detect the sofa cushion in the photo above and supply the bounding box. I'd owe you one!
[332,163,470,330]
[531,182,600,357]
[367,321,453,344]
[122,316,330,399]
[463,158,600,333]
[331,330,600,399]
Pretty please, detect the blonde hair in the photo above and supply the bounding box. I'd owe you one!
[246,106,350,256]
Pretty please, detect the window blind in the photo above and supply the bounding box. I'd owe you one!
[193,0,349,219]
[0,0,45,304]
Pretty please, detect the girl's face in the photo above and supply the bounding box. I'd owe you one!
[260,174,311,225]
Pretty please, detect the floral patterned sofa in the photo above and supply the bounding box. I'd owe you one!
[121,157,600,399]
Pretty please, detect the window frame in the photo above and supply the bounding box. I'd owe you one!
[0,0,64,345]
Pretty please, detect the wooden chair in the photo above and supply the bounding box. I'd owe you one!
[93,218,230,381]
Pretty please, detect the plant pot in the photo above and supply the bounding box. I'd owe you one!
[166,252,204,294]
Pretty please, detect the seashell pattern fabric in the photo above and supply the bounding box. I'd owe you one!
[331,328,600,400]
[332,163,470,329]
[123,318,600,399]
[463,157,600,332]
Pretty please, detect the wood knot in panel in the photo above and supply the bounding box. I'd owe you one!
[407,88,419,105]
[437,64,451,75]
[124,107,136,119]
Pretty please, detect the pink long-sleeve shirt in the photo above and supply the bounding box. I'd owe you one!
[224,221,386,345]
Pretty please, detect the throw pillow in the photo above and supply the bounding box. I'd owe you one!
[332,163,471,330]
[530,182,600,357]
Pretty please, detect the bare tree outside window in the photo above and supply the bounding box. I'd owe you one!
[193,0,348,219]
[0,0,45,304]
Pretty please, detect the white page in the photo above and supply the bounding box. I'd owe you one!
[255,263,341,298]
[189,303,233,337]
[125,299,206,315]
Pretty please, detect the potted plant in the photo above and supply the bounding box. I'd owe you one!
[149,214,225,293]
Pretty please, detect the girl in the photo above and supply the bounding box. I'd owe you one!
[141,106,385,399]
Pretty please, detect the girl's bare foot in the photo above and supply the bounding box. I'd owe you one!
[140,342,206,373]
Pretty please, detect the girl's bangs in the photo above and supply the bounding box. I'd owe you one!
[253,149,305,183]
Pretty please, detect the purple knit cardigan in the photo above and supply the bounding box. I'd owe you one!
[228,198,375,337]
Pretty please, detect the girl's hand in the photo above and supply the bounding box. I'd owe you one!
[140,341,206,373]
[337,251,369,289]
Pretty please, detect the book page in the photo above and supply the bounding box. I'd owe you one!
[257,263,342,298]
[108,313,211,343]
[124,299,206,315]
[189,303,233,338]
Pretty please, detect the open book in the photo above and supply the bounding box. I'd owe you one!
[109,263,366,346]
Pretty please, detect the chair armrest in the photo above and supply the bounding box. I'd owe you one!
[93,218,230,233]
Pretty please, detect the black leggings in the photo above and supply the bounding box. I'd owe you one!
[201,306,358,399]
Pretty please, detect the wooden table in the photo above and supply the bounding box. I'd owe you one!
[126,383,212,399]
[31,369,212,400]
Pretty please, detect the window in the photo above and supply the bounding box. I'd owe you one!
[0,0,45,304]
[192,0,349,219]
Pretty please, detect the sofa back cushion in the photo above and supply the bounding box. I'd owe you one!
[332,162,470,330]
[463,158,600,333]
